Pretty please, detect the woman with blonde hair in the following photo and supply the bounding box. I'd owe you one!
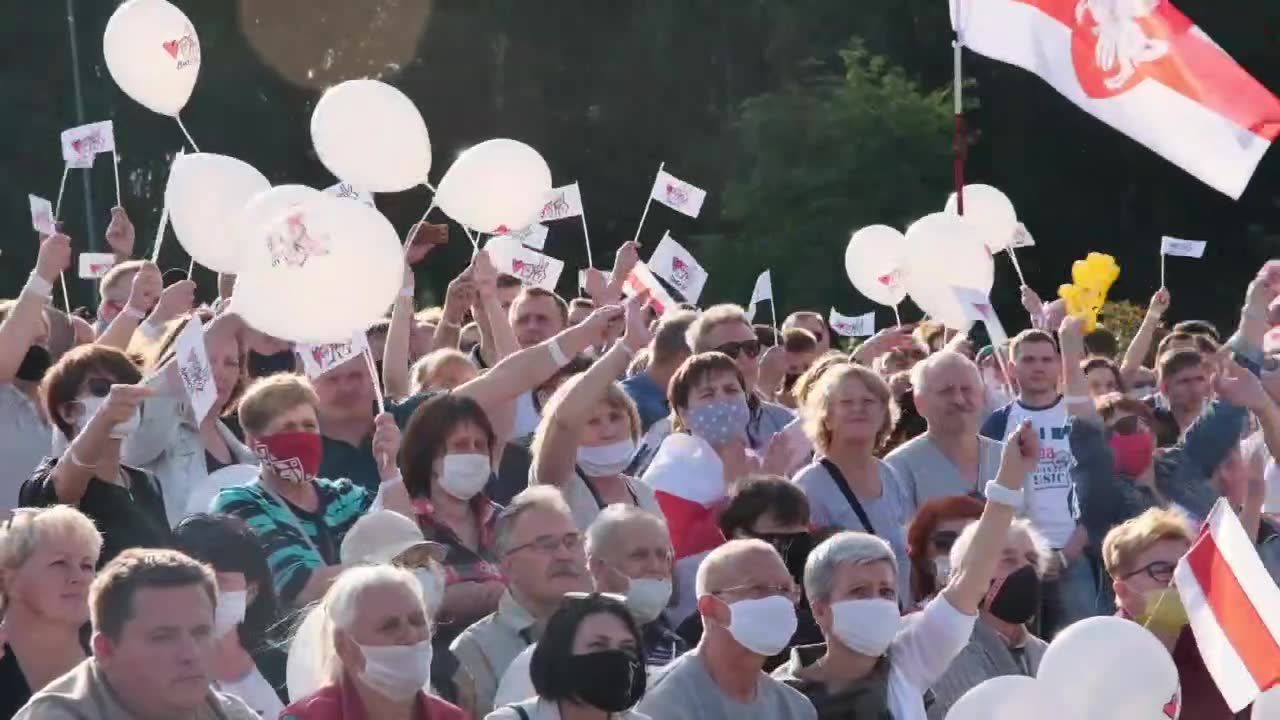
[282,564,466,719]
[532,295,662,530]
[793,362,913,600]
[0,506,102,716]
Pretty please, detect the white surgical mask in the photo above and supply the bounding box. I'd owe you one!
[414,568,446,616]
[438,454,490,501]
[722,595,797,656]
[934,556,952,585]
[76,395,140,438]
[214,590,248,638]
[577,439,637,477]
[625,577,672,624]
[358,639,433,700]
[831,598,902,657]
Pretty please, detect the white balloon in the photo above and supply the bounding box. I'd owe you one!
[311,79,432,193]
[945,184,1019,252]
[946,675,1074,720]
[1252,686,1280,718]
[235,192,403,344]
[902,212,994,330]
[285,606,326,702]
[1037,616,1181,719]
[104,0,200,116]
[845,225,908,307]
[166,153,270,274]
[436,139,552,234]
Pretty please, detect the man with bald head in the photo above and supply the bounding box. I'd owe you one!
[638,539,817,720]
[885,350,1005,514]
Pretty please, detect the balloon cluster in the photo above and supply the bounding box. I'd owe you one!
[844,184,1025,330]
[1057,252,1121,333]
[946,617,1182,719]
[103,0,555,345]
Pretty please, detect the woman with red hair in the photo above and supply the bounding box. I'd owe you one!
[906,495,986,606]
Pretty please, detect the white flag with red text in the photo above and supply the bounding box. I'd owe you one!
[539,183,584,222]
[484,236,565,291]
[299,331,369,380]
[622,261,677,315]
[175,318,218,424]
[1161,236,1207,258]
[61,121,115,167]
[651,169,707,218]
[648,232,709,304]
[1175,498,1280,711]
[952,0,1280,198]
[830,308,876,337]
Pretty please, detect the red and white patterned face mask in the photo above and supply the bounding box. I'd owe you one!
[252,431,323,483]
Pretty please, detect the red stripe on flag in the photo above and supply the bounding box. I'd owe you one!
[655,491,725,560]
[1184,530,1280,689]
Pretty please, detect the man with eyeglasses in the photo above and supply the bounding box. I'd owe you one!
[1102,508,1234,719]
[638,538,818,720]
[450,486,590,717]
[685,304,795,451]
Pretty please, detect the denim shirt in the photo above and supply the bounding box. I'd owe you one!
[1069,334,1259,551]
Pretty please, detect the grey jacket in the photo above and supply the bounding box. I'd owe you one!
[451,589,542,718]
[15,658,258,720]
[927,621,1048,720]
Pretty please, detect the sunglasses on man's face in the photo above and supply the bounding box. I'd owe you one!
[714,339,762,360]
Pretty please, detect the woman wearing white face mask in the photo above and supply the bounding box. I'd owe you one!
[532,294,664,531]
[174,513,289,717]
[19,345,170,567]
[771,421,1040,720]
[281,565,467,720]
[399,394,509,646]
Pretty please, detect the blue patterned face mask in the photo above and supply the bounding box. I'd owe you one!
[686,396,750,447]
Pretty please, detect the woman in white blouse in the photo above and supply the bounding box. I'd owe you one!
[771,421,1039,720]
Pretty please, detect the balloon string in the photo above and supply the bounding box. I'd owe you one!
[1007,245,1029,287]
[893,304,902,328]
[175,116,200,152]
[462,226,479,251]
[54,164,71,220]
[416,201,436,227]
[424,182,437,194]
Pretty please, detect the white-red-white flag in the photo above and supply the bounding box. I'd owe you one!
[1174,498,1280,711]
[651,169,707,218]
[648,232,709,304]
[953,0,1280,199]
[539,183,584,222]
[622,261,677,315]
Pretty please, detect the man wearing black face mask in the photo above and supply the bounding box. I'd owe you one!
[245,330,298,378]
[0,232,70,514]
[927,519,1052,719]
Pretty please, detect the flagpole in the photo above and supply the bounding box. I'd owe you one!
[952,4,967,215]
[175,115,200,152]
[1160,249,1167,289]
[631,162,663,246]
[53,162,73,311]
[112,150,122,207]
[187,258,196,279]
[1006,246,1029,286]
[893,303,902,328]
[151,204,170,263]
[576,181,595,269]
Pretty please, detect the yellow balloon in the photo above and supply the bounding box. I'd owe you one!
[1057,252,1120,332]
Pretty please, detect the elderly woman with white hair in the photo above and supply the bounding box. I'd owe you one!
[0,506,102,717]
[925,518,1053,719]
[280,564,466,720]
[771,421,1040,720]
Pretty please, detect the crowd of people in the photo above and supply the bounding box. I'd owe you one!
[3,210,1280,720]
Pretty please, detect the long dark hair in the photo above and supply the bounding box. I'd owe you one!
[173,513,281,651]
[400,393,497,500]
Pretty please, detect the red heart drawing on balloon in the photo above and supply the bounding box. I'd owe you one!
[162,40,180,58]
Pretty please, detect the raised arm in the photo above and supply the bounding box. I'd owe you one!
[454,304,621,415]
[533,294,650,487]
[50,384,152,504]
[942,420,1037,614]
[1059,315,1099,423]
[430,269,475,357]
[1119,289,1170,382]
[471,250,519,361]
[383,266,416,400]
[0,233,69,382]
[98,263,195,351]
[104,207,135,262]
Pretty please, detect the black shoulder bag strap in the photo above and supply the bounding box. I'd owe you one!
[818,458,876,536]
[576,466,639,509]
[507,706,531,720]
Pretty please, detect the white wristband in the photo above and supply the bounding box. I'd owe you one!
[984,481,1024,509]
[23,273,53,300]
[548,338,570,368]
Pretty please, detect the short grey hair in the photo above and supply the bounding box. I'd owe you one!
[949,518,1052,577]
[685,304,749,354]
[909,350,980,396]
[651,310,698,366]
[803,532,896,603]
[585,504,669,559]
[694,538,774,597]
[493,486,573,556]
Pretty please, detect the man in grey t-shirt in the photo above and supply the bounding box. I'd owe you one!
[884,351,1005,514]
[637,540,816,720]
